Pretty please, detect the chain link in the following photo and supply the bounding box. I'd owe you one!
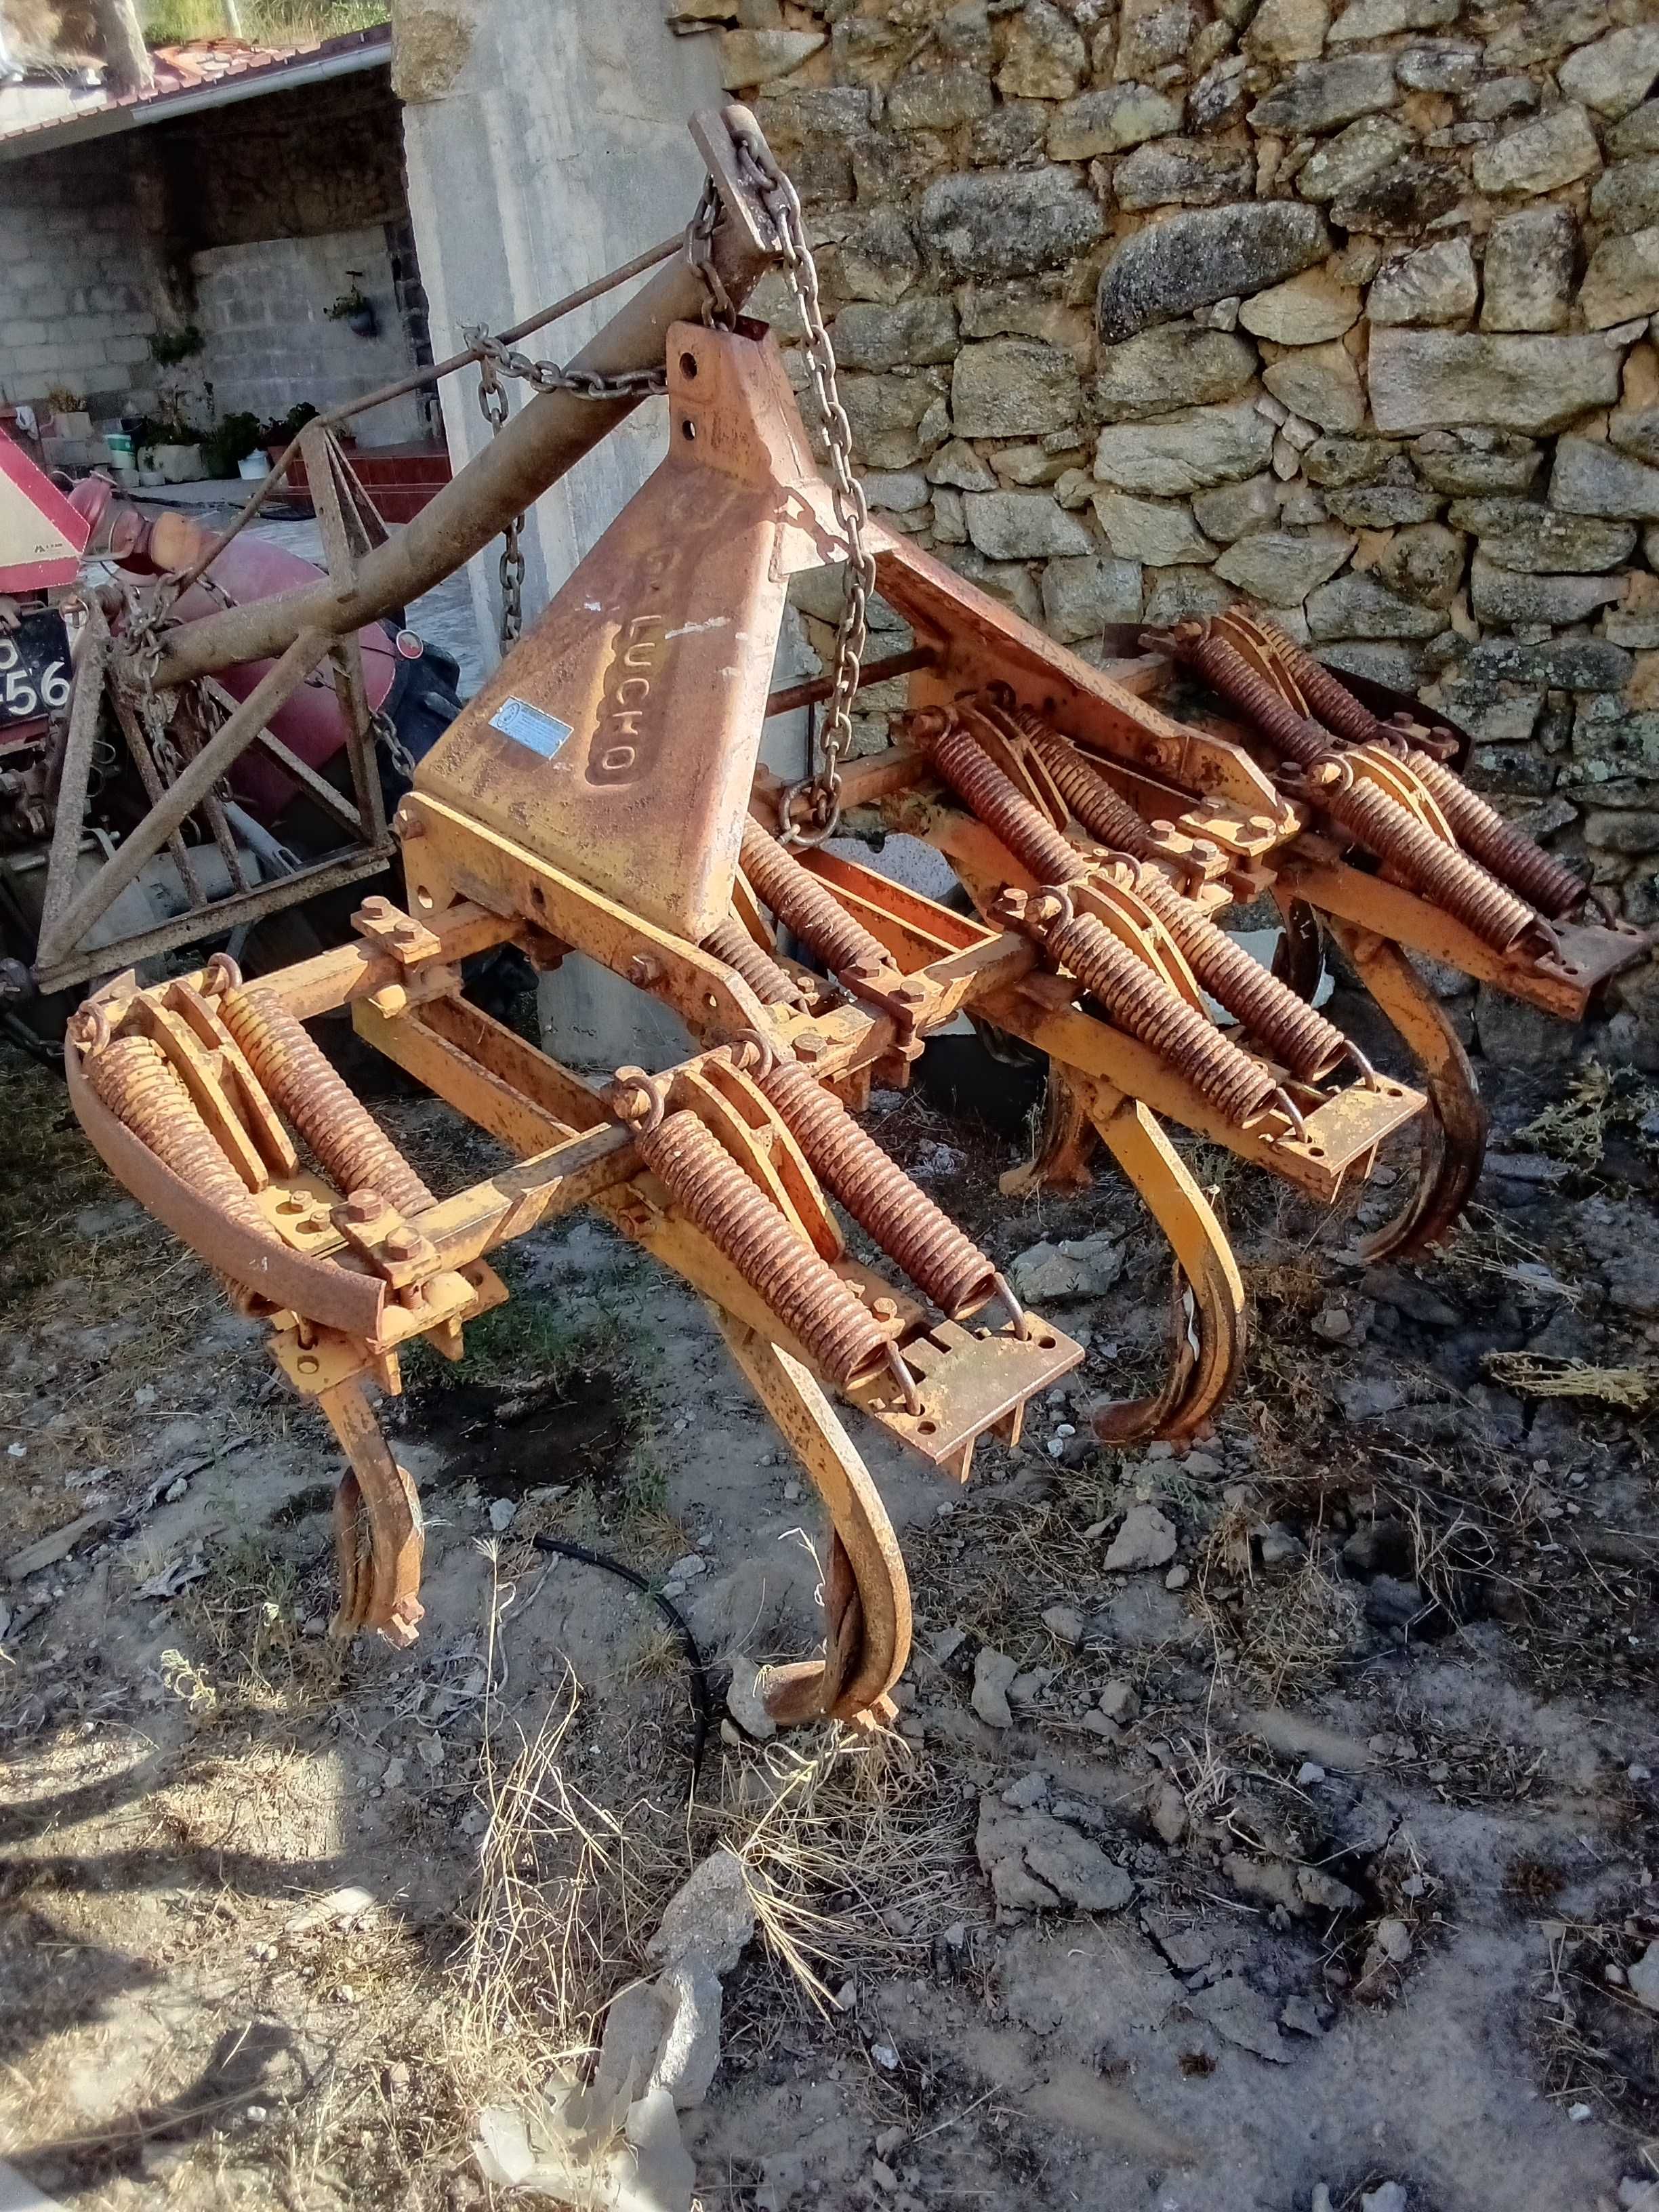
[473,348,525,651]
[684,178,735,331]
[465,325,673,654]
[373,703,416,783]
[467,328,670,406]
[726,123,875,848]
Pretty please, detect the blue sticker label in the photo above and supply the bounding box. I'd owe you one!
[490,696,573,760]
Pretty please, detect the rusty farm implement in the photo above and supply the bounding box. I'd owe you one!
[59,108,1652,1729]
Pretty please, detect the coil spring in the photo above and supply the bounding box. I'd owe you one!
[636,1108,890,1388]
[1040,904,1278,1127]
[219,985,435,1217]
[1125,864,1348,1083]
[754,1054,997,1317]
[1256,619,1389,750]
[917,714,1088,888]
[739,817,893,979]
[1322,771,1536,954]
[1015,717,1156,861]
[83,1032,276,1313]
[1246,624,1585,920]
[1402,751,1584,922]
[1008,708,1347,1082]
[1170,624,1332,771]
[701,913,806,1008]
[1176,625,1539,954]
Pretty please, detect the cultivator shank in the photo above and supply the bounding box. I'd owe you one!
[63,106,1656,1732]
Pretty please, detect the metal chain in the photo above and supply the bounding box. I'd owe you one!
[726,123,875,848]
[473,348,526,651]
[465,325,672,654]
[373,703,416,783]
[466,328,670,405]
[684,178,735,330]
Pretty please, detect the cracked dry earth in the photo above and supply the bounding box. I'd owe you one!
[2,966,1658,2212]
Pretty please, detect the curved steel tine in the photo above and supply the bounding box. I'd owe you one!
[319,1376,425,1648]
[1321,921,1488,1263]
[1269,890,1327,1006]
[714,1313,912,1729]
[1070,1082,1246,1445]
[999,1061,1098,1198]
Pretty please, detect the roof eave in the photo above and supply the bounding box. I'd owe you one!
[0,28,392,161]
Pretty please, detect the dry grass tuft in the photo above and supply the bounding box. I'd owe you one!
[1483,1352,1654,1411]
[712,1727,965,2012]
[452,1554,685,2078]
[1517,1061,1615,1166]
[1192,1507,1367,1704]
[455,1666,682,2070]
[1504,1856,1565,1905]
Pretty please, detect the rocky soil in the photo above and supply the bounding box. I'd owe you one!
[2,971,1658,2210]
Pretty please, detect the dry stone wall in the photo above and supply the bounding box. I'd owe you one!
[712,0,1659,1055]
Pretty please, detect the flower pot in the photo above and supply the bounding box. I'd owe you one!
[345,304,377,338]
[144,442,206,485]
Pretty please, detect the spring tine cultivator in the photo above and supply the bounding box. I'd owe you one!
[63,102,1643,1732]
[1135,606,1654,1250]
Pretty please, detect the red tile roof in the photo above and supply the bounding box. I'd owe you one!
[0,23,391,146]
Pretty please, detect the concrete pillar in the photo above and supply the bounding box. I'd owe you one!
[394,3,822,1072]
[394,0,724,665]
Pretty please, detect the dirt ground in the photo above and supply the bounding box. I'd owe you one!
[3,975,1658,2212]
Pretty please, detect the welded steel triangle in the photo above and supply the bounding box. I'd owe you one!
[415,321,847,943]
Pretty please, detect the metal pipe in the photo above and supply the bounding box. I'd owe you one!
[165,231,687,602]
[764,646,937,720]
[149,207,776,691]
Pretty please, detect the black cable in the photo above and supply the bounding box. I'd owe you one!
[527,1534,712,1794]
[1,1011,62,1067]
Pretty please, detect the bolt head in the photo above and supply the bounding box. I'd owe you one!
[392,806,424,840]
[343,1189,382,1224]
[383,1227,421,1262]
[872,1296,899,1322]
[893,981,927,1008]
[991,888,1029,925]
[628,954,662,987]
[794,1031,827,1064]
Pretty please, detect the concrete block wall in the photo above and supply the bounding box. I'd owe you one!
[719,0,1659,1058]
[0,66,428,436]
[191,226,428,446]
[0,144,157,414]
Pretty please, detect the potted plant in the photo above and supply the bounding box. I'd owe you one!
[262,402,321,466]
[129,412,205,485]
[326,276,377,339]
[43,388,91,441]
[201,411,266,481]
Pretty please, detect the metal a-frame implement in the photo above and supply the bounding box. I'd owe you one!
[63,108,1650,1730]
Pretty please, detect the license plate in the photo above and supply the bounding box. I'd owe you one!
[0,609,73,732]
